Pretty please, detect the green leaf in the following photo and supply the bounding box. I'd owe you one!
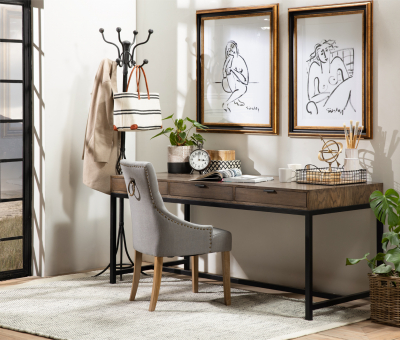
[169,132,177,145]
[346,253,370,266]
[182,124,187,131]
[370,189,400,226]
[186,117,194,123]
[177,119,184,130]
[385,248,400,271]
[186,140,195,146]
[193,121,208,130]
[192,133,205,141]
[174,119,179,128]
[162,114,174,120]
[372,263,392,274]
[151,129,166,139]
[179,132,186,140]
[385,231,400,247]
[368,253,385,269]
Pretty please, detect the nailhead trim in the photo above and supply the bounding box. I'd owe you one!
[122,164,213,252]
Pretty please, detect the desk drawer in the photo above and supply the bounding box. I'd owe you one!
[169,182,233,201]
[235,188,307,208]
[158,182,168,195]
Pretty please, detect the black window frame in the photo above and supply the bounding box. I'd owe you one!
[0,0,32,281]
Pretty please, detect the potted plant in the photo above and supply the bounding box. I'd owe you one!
[346,188,400,326]
[151,114,208,173]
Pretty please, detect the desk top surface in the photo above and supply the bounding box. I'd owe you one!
[155,173,382,193]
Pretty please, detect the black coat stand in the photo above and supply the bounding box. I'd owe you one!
[95,27,153,280]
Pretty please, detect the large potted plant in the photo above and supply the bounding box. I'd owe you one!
[151,114,208,173]
[346,188,400,326]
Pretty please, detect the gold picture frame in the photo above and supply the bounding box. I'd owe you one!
[196,5,279,134]
[288,2,373,139]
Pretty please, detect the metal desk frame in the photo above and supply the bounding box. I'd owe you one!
[110,192,383,321]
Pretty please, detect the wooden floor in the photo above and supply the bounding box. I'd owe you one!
[0,267,400,340]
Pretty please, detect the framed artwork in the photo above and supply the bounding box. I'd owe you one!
[288,2,373,138]
[196,5,279,134]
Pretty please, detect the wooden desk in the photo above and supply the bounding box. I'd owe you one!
[110,173,383,321]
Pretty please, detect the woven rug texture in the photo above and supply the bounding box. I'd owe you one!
[0,272,370,340]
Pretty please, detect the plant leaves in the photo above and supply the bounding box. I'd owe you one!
[192,133,205,141]
[346,253,370,266]
[169,132,177,145]
[193,121,208,130]
[179,132,186,141]
[151,129,166,139]
[385,248,400,271]
[372,263,392,274]
[162,114,174,120]
[368,253,385,269]
[186,140,195,146]
[370,189,400,226]
[177,119,184,130]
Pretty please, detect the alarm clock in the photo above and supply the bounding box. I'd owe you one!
[189,145,211,174]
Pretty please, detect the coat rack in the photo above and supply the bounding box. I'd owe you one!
[95,27,153,280]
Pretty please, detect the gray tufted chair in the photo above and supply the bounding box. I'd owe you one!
[121,160,232,311]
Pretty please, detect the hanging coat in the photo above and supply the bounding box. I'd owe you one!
[82,59,119,194]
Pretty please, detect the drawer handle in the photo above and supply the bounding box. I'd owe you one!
[195,184,206,188]
[264,189,276,193]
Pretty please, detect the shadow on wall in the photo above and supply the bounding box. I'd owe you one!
[32,0,45,277]
[359,126,400,186]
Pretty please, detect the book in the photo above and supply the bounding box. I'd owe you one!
[191,168,242,182]
[223,175,274,183]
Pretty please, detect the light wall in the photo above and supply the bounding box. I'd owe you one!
[136,0,400,295]
[31,0,137,276]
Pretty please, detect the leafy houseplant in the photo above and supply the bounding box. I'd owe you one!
[151,114,208,146]
[151,114,208,174]
[346,189,400,274]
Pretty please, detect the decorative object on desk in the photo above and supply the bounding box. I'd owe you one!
[346,188,400,326]
[196,5,279,135]
[206,150,235,161]
[279,168,295,183]
[203,160,241,174]
[288,2,373,138]
[151,114,208,174]
[189,145,211,174]
[288,164,302,179]
[343,121,362,171]
[113,65,162,131]
[191,168,242,181]
[296,165,367,186]
[317,136,343,171]
[223,175,273,183]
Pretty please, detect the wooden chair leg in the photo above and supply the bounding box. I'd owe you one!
[129,250,142,301]
[192,255,199,293]
[149,256,163,311]
[222,251,231,306]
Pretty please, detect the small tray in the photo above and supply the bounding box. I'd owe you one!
[296,166,367,186]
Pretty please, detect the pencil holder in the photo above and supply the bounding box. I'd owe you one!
[343,148,359,171]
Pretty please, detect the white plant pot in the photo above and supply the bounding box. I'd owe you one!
[167,145,196,173]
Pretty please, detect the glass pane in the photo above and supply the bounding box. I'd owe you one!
[0,4,22,40]
[0,239,23,271]
[0,83,23,120]
[0,161,22,199]
[0,122,23,159]
[0,42,22,80]
[0,201,22,238]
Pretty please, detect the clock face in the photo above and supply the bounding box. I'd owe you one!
[189,149,210,171]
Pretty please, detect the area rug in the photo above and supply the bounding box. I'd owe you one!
[0,272,369,340]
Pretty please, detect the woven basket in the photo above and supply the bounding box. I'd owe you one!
[369,273,400,326]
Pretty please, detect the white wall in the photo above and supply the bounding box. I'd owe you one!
[31,0,137,276]
[136,0,400,295]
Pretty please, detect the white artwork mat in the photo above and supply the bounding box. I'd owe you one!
[203,14,271,126]
[296,12,363,129]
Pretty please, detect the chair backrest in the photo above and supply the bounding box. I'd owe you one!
[120,160,166,256]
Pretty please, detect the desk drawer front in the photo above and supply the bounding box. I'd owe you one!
[236,188,307,208]
[158,182,168,195]
[169,183,233,201]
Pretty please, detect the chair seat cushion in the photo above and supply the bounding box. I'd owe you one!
[210,227,232,253]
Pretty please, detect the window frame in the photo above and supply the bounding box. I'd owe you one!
[0,0,32,281]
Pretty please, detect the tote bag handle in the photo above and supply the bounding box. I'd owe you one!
[125,65,150,100]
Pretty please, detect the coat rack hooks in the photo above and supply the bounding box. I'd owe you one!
[99,27,153,75]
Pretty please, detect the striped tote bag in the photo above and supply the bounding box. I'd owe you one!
[113,66,162,131]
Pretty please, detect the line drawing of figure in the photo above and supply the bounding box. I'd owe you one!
[222,41,249,112]
[306,39,355,115]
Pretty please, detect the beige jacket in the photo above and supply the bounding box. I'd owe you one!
[82,59,119,194]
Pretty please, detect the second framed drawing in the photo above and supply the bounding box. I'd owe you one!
[288,2,373,138]
[196,5,279,134]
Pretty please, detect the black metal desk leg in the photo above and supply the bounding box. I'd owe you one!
[377,219,384,254]
[305,212,313,320]
[184,204,191,270]
[110,195,117,284]
[119,197,124,281]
